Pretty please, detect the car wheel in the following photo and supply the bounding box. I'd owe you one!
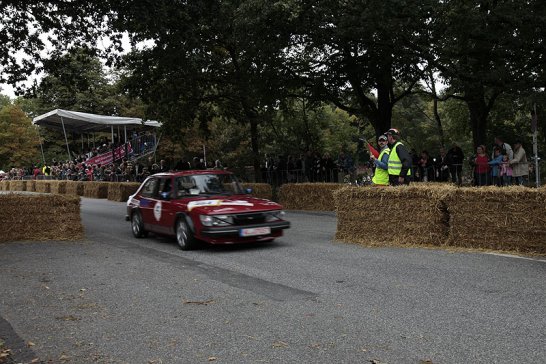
[131,210,148,238]
[176,218,196,250]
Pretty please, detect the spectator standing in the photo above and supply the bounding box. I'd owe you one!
[386,128,412,185]
[493,136,513,160]
[446,143,465,185]
[435,147,450,182]
[472,145,490,186]
[417,150,433,182]
[500,154,513,186]
[510,141,529,185]
[488,146,503,186]
[370,134,390,186]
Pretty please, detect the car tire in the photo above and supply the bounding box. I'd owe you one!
[131,210,148,238]
[176,217,196,250]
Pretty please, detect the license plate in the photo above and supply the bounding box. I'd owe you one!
[240,227,271,237]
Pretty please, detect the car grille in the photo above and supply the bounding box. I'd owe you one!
[233,213,266,225]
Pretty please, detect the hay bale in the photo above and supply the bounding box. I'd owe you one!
[9,180,26,192]
[334,184,455,247]
[278,183,345,211]
[65,181,85,196]
[83,181,109,199]
[0,193,84,242]
[107,182,141,202]
[27,180,36,192]
[0,180,11,191]
[35,181,51,193]
[49,180,68,194]
[444,186,546,254]
[241,183,273,200]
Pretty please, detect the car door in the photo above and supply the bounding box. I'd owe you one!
[138,177,160,232]
[154,176,177,235]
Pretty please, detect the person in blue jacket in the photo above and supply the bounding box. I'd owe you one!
[488,146,503,186]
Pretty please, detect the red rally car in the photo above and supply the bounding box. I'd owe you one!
[126,170,290,250]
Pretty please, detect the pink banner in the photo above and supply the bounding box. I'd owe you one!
[86,143,133,166]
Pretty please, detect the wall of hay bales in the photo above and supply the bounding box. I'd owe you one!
[0,180,10,191]
[35,181,51,193]
[0,193,83,242]
[334,185,452,247]
[278,183,345,211]
[444,186,546,253]
[241,183,273,200]
[26,180,36,192]
[334,185,546,255]
[9,180,26,191]
[83,181,109,199]
[107,182,141,202]
[66,181,85,196]
[49,180,68,194]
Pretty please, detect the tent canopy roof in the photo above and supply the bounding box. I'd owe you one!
[32,109,162,133]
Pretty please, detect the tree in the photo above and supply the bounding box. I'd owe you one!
[108,0,295,180]
[0,104,40,170]
[430,0,545,148]
[289,0,434,138]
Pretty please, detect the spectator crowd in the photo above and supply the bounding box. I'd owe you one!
[0,134,535,187]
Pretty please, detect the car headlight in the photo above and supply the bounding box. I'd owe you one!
[200,214,233,227]
[265,210,285,222]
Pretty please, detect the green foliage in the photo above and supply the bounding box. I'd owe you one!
[0,104,41,169]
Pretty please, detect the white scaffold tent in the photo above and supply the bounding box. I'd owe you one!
[33,109,162,162]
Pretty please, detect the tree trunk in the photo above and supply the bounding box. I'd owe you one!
[249,116,262,182]
[464,84,490,149]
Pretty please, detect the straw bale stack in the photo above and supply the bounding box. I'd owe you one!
[0,181,10,191]
[83,181,109,199]
[35,181,51,193]
[334,185,455,247]
[27,180,36,192]
[65,181,85,196]
[0,193,83,242]
[49,180,68,194]
[107,182,141,202]
[278,183,345,211]
[9,180,26,192]
[445,186,546,253]
[241,183,273,200]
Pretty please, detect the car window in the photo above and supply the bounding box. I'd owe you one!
[141,177,158,198]
[175,174,243,196]
[158,178,172,198]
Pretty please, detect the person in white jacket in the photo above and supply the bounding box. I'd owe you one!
[510,141,529,185]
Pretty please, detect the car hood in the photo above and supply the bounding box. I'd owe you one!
[179,196,282,215]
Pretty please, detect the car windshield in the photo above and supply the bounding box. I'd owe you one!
[175,174,244,197]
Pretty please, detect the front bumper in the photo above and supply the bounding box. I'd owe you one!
[200,220,290,237]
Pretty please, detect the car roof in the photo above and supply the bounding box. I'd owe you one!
[150,170,233,178]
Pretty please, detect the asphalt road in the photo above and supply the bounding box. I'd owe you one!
[1,197,545,364]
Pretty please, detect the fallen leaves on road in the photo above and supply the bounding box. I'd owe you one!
[208,356,218,361]
[183,299,214,305]
[0,348,12,364]
[55,315,81,321]
[272,341,289,348]
[419,360,434,364]
[59,353,71,362]
[27,341,35,347]
[369,360,386,364]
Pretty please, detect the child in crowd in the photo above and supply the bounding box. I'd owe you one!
[500,154,513,186]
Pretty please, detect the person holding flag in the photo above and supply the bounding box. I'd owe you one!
[369,134,390,186]
[386,128,412,185]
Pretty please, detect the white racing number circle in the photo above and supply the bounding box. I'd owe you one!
[153,201,162,221]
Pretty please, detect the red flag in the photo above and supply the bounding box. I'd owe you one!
[368,142,379,158]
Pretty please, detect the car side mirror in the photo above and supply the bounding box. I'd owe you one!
[245,188,253,194]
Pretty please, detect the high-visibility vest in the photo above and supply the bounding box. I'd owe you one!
[388,142,411,176]
[372,147,390,185]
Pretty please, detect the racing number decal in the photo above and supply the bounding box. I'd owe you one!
[153,201,162,221]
